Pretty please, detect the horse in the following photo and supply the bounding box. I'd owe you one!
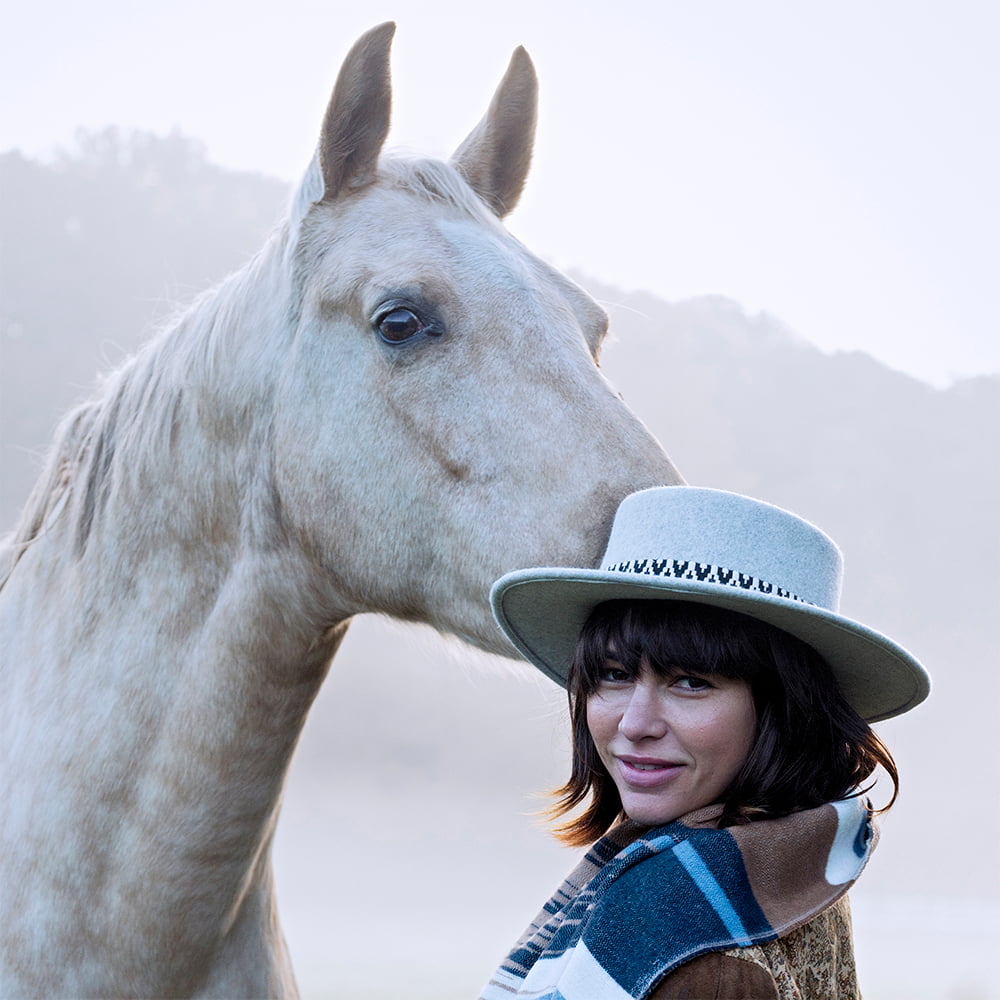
[0,23,680,999]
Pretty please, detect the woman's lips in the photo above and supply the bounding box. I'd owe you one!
[615,756,683,788]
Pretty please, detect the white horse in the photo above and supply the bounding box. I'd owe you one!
[0,23,680,999]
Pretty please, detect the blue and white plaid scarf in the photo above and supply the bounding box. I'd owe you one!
[479,797,874,1000]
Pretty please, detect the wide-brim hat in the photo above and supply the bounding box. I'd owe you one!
[490,487,930,722]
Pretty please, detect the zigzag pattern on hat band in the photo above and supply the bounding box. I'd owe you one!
[605,559,814,606]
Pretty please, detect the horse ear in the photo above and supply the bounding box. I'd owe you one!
[319,22,396,200]
[451,47,538,218]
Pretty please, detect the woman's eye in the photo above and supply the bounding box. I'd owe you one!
[598,666,631,684]
[376,307,426,344]
[674,675,712,691]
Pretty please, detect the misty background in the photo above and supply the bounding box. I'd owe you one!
[4,2,1000,388]
[2,128,997,999]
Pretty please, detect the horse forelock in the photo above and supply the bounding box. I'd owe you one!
[294,150,493,218]
[379,155,497,221]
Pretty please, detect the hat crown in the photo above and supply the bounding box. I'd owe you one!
[490,486,929,720]
[602,488,843,612]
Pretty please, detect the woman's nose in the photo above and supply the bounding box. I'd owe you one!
[617,680,669,741]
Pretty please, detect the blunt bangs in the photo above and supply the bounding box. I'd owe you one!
[573,599,779,694]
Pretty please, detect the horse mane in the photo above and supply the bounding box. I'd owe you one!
[0,400,98,587]
[0,233,291,590]
[0,151,492,591]
[0,351,184,588]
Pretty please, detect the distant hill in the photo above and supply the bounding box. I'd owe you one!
[2,131,997,996]
[588,280,999,641]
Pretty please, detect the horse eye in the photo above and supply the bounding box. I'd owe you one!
[376,307,426,344]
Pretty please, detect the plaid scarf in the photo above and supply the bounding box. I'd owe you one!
[479,797,875,1000]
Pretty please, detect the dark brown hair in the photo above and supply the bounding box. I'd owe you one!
[550,599,898,847]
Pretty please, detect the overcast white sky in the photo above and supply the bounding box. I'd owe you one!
[3,0,997,386]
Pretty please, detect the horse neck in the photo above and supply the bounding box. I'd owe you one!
[4,218,344,752]
[0,232,347,993]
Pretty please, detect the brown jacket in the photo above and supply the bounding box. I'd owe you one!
[649,895,859,1000]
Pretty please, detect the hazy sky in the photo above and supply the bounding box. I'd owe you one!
[3,0,997,386]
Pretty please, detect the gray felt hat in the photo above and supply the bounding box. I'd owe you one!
[490,487,930,722]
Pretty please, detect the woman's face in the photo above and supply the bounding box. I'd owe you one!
[586,659,757,827]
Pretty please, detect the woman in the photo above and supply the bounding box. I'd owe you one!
[481,487,930,1000]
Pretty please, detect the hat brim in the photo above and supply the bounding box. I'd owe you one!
[490,568,930,723]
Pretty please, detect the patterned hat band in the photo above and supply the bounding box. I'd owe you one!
[492,489,931,720]
[604,558,815,607]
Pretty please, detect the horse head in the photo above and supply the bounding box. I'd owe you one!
[271,23,680,652]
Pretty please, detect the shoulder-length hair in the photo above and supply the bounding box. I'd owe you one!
[549,599,898,847]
